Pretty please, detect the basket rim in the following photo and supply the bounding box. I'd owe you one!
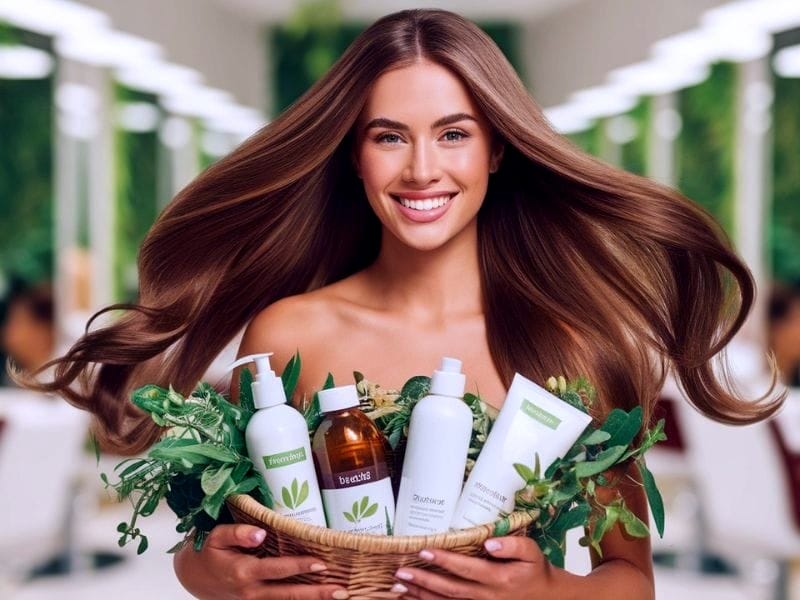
[227,494,535,553]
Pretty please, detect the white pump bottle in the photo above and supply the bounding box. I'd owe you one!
[228,353,326,527]
[393,357,473,535]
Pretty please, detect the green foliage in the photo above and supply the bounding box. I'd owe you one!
[0,73,53,286]
[104,370,271,553]
[772,73,800,283]
[113,85,160,302]
[512,384,667,567]
[620,98,650,176]
[270,0,524,112]
[568,122,602,157]
[677,62,736,235]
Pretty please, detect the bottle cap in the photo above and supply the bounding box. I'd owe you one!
[226,353,287,409]
[429,356,466,398]
[317,385,359,413]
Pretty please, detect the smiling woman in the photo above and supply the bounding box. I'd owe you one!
[31,7,783,600]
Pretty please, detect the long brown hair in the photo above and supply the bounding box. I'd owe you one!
[32,9,782,453]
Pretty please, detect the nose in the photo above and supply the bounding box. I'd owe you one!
[402,141,441,185]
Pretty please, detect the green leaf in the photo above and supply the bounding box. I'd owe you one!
[344,511,355,523]
[578,429,611,446]
[282,486,294,510]
[639,460,665,537]
[150,443,239,464]
[514,463,536,483]
[400,376,430,401]
[363,502,379,519]
[291,478,299,504]
[385,507,393,535]
[604,407,643,448]
[360,495,369,515]
[297,480,309,507]
[618,506,650,538]
[238,368,255,415]
[322,373,335,390]
[137,535,149,555]
[281,352,302,401]
[89,432,101,465]
[542,538,565,569]
[575,445,627,478]
[116,522,128,533]
[201,465,234,496]
[492,517,511,537]
[352,500,360,519]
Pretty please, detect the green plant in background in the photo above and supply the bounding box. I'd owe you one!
[270,0,525,113]
[568,122,602,157]
[620,98,650,176]
[677,61,736,236]
[772,73,800,284]
[114,85,160,302]
[0,27,53,289]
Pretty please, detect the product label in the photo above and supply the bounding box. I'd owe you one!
[262,446,307,470]
[258,448,326,527]
[396,476,455,535]
[521,398,561,430]
[321,476,395,535]
[318,463,390,489]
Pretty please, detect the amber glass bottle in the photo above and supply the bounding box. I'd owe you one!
[312,385,395,535]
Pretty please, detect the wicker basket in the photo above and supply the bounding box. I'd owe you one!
[228,494,536,599]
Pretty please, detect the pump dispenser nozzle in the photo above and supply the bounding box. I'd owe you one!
[429,356,466,398]
[226,353,287,409]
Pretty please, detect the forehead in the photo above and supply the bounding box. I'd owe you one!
[359,60,482,125]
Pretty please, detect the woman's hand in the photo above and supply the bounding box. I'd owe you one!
[173,523,350,600]
[390,536,555,599]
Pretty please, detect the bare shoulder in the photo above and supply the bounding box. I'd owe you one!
[237,276,368,399]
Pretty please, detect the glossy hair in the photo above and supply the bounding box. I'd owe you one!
[31,9,782,453]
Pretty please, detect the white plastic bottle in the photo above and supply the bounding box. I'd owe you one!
[229,353,326,527]
[393,357,473,535]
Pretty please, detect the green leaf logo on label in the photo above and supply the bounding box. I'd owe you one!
[280,478,309,510]
[343,495,379,523]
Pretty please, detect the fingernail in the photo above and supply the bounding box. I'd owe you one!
[484,539,502,552]
[419,549,434,561]
[332,591,350,600]
[391,583,408,594]
[395,570,413,581]
[250,529,266,544]
[310,563,327,572]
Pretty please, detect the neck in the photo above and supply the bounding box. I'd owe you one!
[363,222,483,323]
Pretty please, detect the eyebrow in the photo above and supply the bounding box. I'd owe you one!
[363,112,478,131]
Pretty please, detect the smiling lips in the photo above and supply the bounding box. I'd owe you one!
[390,192,456,212]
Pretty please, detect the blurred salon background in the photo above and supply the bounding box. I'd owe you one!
[1,0,800,598]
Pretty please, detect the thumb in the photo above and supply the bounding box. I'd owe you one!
[206,523,267,550]
[484,536,544,563]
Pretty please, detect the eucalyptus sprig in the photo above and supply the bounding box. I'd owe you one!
[498,375,667,568]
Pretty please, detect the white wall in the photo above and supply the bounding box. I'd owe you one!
[75,0,269,113]
[523,0,731,107]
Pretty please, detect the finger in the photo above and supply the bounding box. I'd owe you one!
[244,555,330,581]
[396,581,445,599]
[394,567,477,599]
[416,549,494,584]
[206,523,267,550]
[483,536,543,563]
[245,583,350,600]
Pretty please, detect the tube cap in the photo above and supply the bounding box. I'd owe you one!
[317,385,359,413]
[226,353,287,409]
[429,356,466,398]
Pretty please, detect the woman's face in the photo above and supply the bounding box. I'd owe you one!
[354,60,502,252]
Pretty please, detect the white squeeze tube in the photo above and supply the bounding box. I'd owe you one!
[450,373,593,529]
[228,353,327,527]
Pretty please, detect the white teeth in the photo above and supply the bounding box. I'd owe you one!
[397,194,452,211]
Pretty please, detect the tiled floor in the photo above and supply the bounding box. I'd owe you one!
[0,503,782,600]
